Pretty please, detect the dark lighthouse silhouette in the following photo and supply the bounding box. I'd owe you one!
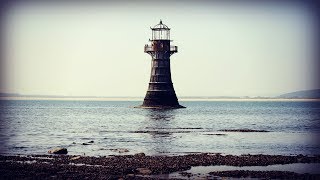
[138,20,185,109]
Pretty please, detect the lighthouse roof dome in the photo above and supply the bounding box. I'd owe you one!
[151,20,170,30]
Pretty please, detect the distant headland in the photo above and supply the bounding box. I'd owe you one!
[277,89,320,99]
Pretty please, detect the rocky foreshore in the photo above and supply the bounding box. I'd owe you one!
[1,153,320,179]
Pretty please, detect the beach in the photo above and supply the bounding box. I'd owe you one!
[1,153,320,179]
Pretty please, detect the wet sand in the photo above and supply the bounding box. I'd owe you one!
[1,153,320,179]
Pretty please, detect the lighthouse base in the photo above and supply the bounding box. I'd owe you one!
[135,104,185,109]
[137,90,185,109]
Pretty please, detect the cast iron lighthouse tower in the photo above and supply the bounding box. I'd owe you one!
[140,20,184,109]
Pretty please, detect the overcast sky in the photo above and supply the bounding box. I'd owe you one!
[1,1,318,97]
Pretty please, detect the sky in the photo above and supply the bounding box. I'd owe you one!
[1,1,318,97]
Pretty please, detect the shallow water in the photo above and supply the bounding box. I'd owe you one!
[0,100,319,156]
[156,163,320,179]
[185,163,320,174]
[151,163,320,179]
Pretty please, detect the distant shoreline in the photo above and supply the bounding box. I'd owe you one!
[0,96,319,102]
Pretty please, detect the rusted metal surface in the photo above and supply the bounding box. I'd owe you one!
[140,21,185,109]
[144,44,177,54]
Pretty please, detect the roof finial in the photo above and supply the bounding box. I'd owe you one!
[160,19,162,24]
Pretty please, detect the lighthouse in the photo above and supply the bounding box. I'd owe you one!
[140,20,185,109]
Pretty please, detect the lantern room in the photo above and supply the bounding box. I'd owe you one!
[151,20,170,40]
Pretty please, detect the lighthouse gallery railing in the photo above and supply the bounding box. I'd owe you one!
[144,45,178,53]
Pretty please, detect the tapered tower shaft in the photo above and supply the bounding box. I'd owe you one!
[141,20,184,108]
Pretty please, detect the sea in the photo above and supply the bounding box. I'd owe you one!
[0,100,319,156]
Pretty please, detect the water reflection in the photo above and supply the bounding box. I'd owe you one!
[145,109,177,121]
[142,109,177,154]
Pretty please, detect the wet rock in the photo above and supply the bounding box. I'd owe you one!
[179,172,193,177]
[110,148,129,153]
[81,141,94,145]
[48,148,68,154]
[70,156,81,160]
[204,133,227,136]
[134,153,145,157]
[136,168,152,175]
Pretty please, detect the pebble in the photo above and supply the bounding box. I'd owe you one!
[70,156,81,160]
[136,168,152,175]
[47,147,68,154]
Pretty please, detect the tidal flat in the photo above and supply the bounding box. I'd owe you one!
[1,153,320,179]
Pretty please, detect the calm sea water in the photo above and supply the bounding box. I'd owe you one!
[0,100,319,156]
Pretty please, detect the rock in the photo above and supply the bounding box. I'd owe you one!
[110,148,129,153]
[136,168,152,175]
[134,153,145,157]
[48,148,68,154]
[118,149,129,153]
[70,156,81,160]
[179,172,193,177]
[82,141,94,145]
[204,133,227,136]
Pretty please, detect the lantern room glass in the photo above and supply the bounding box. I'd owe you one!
[151,20,171,40]
[152,29,170,40]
